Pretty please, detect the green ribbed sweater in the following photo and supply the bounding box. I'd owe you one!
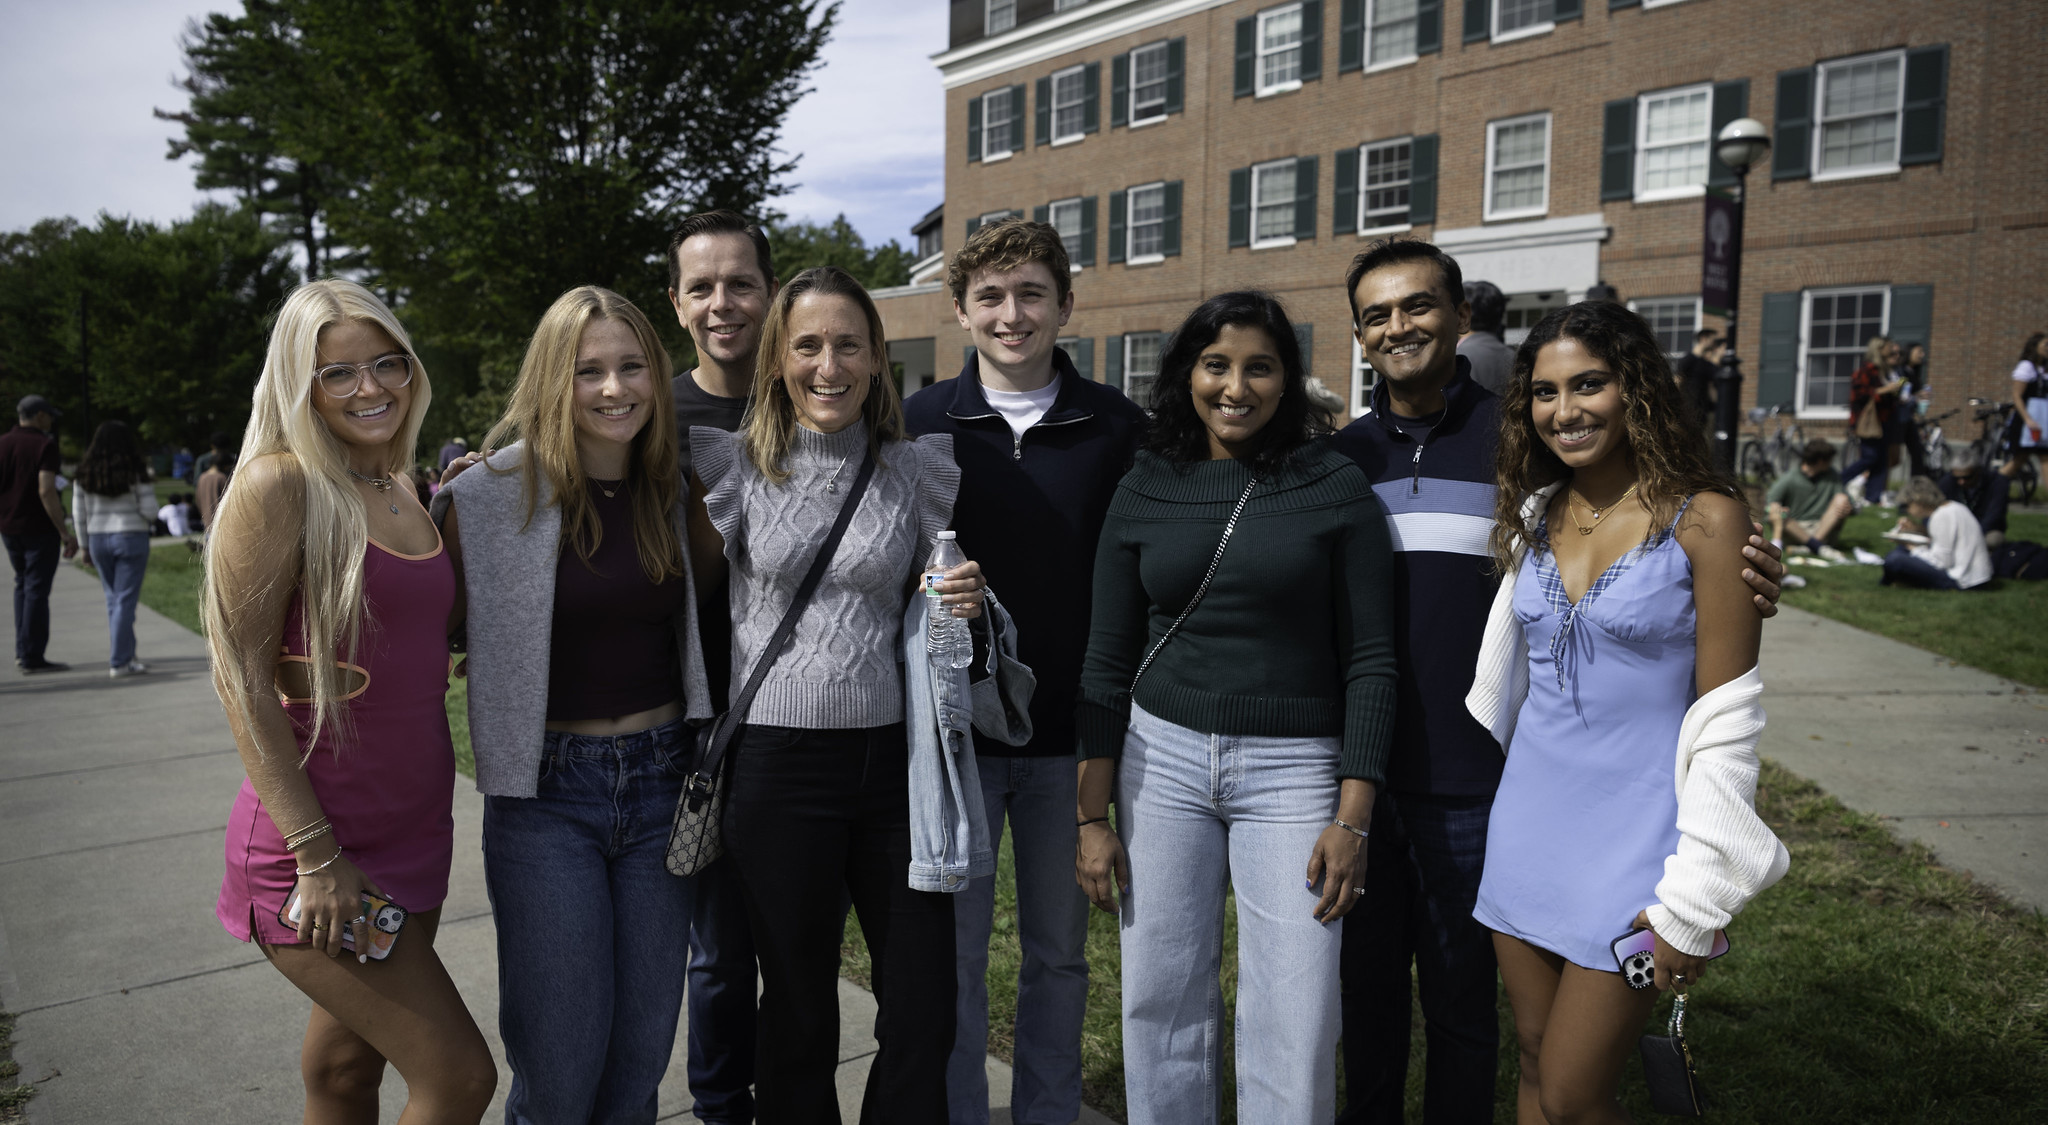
[1076,444,1399,782]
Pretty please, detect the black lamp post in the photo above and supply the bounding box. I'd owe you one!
[1705,117,1771,473]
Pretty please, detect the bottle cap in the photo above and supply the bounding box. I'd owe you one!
[938,530,957,539]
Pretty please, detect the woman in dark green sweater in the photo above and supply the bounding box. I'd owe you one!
[1074,291,1398,1123]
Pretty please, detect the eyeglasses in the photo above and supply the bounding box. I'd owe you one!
[316,354,415,397]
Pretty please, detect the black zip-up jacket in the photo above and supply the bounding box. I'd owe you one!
[904,349,1148,757]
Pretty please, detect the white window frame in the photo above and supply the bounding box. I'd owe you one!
[1812,49,1906,182]
[1366,0,1421,72]
[1491,0,1555,44]
[1795,285,1889,420]
[1483,112,1551,222]
[1641,0,1700,7]
[1359,137,1415,234]
[1634,84,1712,202]
[981,88,1015,162]
[1050,64,1088,145]
[979,208,1018,228]
[1056,0,1089,9]
[1256,2,1305,98]
[1047,197,1085,270]
[1125,181,1168,264]
[1124,331,1166,406]
[1251,158,1298,250]
[1350,337,1376,417]
[1056,336,1084,366]
[986,0,1017,35]
[1129,41,1170,126]
[1627,296,1704,360]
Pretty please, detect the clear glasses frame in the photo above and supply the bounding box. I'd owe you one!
[316,353,415,398]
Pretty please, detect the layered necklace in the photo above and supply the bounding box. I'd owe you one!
[346,467,401,514]
[1566,481,1639,535]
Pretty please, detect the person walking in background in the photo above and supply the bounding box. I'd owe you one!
[72,420,157,678]
[1840,336,1904,505]
[2002,332,2048,486]
[1457,280,1512,396]
[1673,329,1725,435]
[171,446,194,485]
[196,450,234,532]
[1767,440,1854,560]
[692,266,984,1124]
[1882,476,1992,591]
[1469,301,1789,1124]
[206,279,495,1123]
[1075,291,1397,1125]
[903,218,1147,1125]
[1,394,77,673]
[195,430,233,480]
[436,286,716,1124]
[1896,342,1931,477]
[435,435,468,473]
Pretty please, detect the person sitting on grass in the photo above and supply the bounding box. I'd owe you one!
[1939,459,2010,549]
[1767,439,1853,561]
[1882,475,1992,591]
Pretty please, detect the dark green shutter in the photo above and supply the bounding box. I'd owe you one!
[1334,147,1360,235]
[1757,291,1800,408]
[1073,337,1094,380]
[1772,68,1812,181]
[1339,0,1365,73]
[1464,0,1489,43]
[1601,98,1636,201]
[1408,134,1438,223]
[1294,324,1315,378]
[1610,0,1639,8]
[1108,190,1127,264]
[1889,284,1934,351]
[1162,181,1183,257]
[1077,196,1097,267]
[966,215,982,238]
[1166,38,1186,114]
[1083,62,1101,134]
[1035,76,1052,145]
[1033,203,1050,223]
[1706,80,1749,187]
[1105,335,1124,388]
[1234,17,1256,97]
[1417,0,1442,54]
[1300,1,1324,81]
[1010,84,1027,149]
[1901,45,1948,165]
[1294,155,1319,240]
[968,96,983,162]
[1554,0,1581,21]
[1229,167,1252,247]
[1111,53,1129,128]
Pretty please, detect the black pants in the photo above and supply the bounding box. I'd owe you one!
[723,721,954,1125]
[3,530,61,665]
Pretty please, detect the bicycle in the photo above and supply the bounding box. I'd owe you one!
[1737,404,1804,487]
[1964,398,2039,504]
[1917,405,1960,474]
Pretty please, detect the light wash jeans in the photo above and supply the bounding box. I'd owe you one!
[948,754,1090,1125]
[1118,702,1345,1125]
[88,532,149,667]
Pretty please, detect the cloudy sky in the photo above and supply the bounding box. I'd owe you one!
[0,0,946,250]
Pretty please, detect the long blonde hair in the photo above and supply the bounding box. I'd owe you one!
[201,279,432,755]
[481,286,684,583]
[742,266,904,483]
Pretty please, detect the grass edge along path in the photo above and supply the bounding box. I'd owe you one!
[0,1010,33,1123]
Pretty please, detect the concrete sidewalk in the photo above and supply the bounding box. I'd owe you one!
[0,560,1110,1123]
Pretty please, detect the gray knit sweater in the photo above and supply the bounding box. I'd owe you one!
[694,423,958,729]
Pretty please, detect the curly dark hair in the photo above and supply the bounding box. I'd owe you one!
[76,420,151,497]
[1488,301,1740,569]
[1142,291,1331,474]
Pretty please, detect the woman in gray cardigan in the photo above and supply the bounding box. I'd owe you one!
[436,286,714,1123]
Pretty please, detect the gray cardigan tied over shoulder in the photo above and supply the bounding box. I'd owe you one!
[430,443,714,797]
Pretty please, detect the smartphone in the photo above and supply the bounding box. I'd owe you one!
[278,890,409,961]
[1610,926,1729,990]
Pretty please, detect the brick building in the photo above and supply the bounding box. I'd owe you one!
[871,0,2047,434]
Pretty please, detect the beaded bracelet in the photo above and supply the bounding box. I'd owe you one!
[285,823,334,851]
[282,817,332,849]
[295,848,345,877]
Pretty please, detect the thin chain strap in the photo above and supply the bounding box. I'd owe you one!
[1130,475,1259,693]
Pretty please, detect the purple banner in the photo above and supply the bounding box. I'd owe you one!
[1701,186,1743,318]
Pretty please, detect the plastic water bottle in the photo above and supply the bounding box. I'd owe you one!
[924,531,973,670]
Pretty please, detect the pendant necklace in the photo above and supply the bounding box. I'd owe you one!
[825,452,854,494]
[1567,481,1639,535]
[591,477,622,499]
[347,467,401,514]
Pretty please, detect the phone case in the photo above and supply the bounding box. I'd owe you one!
[1609,926,1730,989]
[278,890,408,960]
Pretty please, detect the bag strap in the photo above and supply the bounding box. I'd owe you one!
[1129,474,1258,694]
[689,449,878,784]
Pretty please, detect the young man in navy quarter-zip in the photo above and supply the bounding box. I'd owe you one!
[1330,239,1785,1124]
[903,218,1146,1125]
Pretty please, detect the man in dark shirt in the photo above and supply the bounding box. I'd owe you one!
[1,395,76,672]
[1940,459,2009,548]
[436,436,468,472]
[1455,279,1513,396]
[1675,329,1725,434]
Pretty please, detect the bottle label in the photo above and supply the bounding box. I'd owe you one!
[924,572,946,595]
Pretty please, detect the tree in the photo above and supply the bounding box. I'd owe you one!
[768,215,915,292]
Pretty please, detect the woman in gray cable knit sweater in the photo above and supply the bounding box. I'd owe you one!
[689,266,986,1124]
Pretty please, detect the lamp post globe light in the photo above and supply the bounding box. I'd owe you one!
[1705,118,1771,472]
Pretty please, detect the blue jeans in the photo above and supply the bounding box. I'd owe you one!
[4,529,60,665]
[89,532,149,668]
[1339,790,1498,1125]
[1881,546,1965,590]
[483,717,693,1125]
[948,755,1090,1125]
[1841,437,1894,502]
[1117,703,1343,1125]
[685,853,757,1123]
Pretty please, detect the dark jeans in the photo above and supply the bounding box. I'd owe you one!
[686,853,758,1123]
[3,529,61,665]
[1881,546,1966,590]
[723,722,954,1125]
[1842,437,1894,502]
[1339,790,1498,1125]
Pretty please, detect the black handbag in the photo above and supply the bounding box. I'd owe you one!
[664,450,876,877]
[1639,987,1707,1116]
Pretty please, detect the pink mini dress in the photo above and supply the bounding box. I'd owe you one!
[216,534,458,945]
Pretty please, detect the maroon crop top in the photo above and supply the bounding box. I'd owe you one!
[545,480,688,721]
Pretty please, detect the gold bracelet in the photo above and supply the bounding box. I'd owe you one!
[286,823,334,851]
[281,815,330,843]
[295,847,344,877]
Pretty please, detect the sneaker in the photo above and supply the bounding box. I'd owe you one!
[1853,546,1887,566]
[1817,544,1850,563]
[20,659,71,674]
[1781,574,1809,589]
[109,660,149,679]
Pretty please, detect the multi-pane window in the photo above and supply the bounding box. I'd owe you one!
[1485,113,1550,220]
[982,88,1014,159]
[1056,0,1088,9]
[1801,288,1887,412]
[1362,139,1412,227]
[1125,332,1165,407]
[979,209,1018,228]
[917,225,941,260]
[987,0,1016,35]
[1127,183,1167,260]
[1369,0,1419,67]
[1350,337,1376,417]
[1131,41,1170,124]
[1048,198,1083,258]
[1638,85,1712,197]
[1051,66,1087,142]
[1494,0,1554,38]
[1257,4,1305,94]
[1252,159,1297,245]
[1816,51,1904,176]
[1631,297,1701,359]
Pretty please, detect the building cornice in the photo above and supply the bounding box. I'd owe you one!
[932,0,1237,90]
[1432,212,1612,254]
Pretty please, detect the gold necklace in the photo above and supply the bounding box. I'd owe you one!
[347,467,401,515]
[591,477,623,499]
[1566,481,1639,535]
